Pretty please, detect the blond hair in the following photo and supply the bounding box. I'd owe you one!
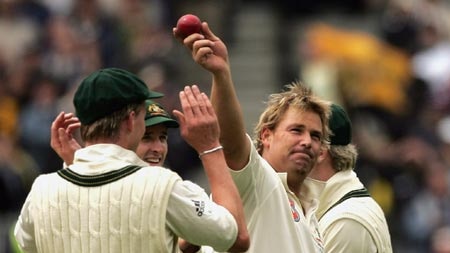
[253,81,331,154]
[328,144,358,171]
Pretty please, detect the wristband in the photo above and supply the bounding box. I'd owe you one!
[198,145,223,158]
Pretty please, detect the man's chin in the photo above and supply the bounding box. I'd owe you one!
[292,159,310,168]
[145,160,163,166]
[291,161,313,175]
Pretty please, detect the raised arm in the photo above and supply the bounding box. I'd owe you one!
[173,85,249,252]
[174,22,250,171]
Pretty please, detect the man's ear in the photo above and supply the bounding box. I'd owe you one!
[317,145,328,163]
[126,111,136,132]
[260,128,272,148]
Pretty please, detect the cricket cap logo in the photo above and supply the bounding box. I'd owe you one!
[147,103,170,118]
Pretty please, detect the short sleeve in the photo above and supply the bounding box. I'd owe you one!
[166,180,237,252]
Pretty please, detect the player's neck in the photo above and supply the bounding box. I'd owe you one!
[309,154,335,181]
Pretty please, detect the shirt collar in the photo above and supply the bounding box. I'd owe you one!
[278,172,322,214]
[70,144,149,175]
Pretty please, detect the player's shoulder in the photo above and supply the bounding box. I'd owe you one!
[32,171,62,186]
[322,196,386,226]
[139,165,181,178]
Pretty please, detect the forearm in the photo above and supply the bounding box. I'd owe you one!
[199,150,249,252]
[200,150,241,215]
[211,68,250,170]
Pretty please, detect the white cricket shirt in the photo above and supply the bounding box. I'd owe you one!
[14,144,237,253]
[227,136,324,253]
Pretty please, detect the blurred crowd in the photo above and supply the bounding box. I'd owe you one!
[0,0,450,252]
[292,0,450,252]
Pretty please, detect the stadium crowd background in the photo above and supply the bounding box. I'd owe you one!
[0,0,450,252]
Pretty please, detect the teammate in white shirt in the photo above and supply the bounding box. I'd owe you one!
[307,103,393,253]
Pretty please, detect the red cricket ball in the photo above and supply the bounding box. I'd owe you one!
[176,14,202,38]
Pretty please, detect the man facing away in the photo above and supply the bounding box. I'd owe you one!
[307,103,393,253]
[14,68,249,253]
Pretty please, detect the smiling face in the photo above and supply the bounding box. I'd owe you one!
[135,124,169,166]
[261,107,324,185]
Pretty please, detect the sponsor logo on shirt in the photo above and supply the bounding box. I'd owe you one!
[289,199,300,222]
[192,200,205,216]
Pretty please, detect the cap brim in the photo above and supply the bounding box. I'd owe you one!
[145,116,179,128]
[148,91,164,99]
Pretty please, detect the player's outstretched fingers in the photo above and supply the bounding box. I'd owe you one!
[183,86,202,116]
[190,85,207,113]
[176,90,190,120]
[174,88,196,135]
[202,92,216,117]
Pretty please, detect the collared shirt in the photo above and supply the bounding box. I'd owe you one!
[14,144,237,253]
[226,136,324,253]
[308,170,393,253]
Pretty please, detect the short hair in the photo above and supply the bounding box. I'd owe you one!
[80,102,145,143]
[328,144,358,171]
[253,81,331,154]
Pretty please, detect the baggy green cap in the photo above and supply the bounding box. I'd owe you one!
[329,104,352,145]
[74,68,163,124]
[145,100,179,128]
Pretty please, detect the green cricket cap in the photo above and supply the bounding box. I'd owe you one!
[329,103,352,145]
[145,100,179,128]
[74,68,163,124]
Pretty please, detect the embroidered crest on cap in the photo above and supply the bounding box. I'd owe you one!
[147,103,169,117]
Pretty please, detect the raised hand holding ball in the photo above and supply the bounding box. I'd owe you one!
[176,14,202,39]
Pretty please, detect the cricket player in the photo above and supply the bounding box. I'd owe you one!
[174,22,327,253]
[307,103,393,252]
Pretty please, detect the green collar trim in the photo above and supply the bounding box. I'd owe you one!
[57,165,143,187]
[320,188,371,221]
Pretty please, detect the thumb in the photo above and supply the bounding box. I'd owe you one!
[172,110,185,125]
[202,22,219,41]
